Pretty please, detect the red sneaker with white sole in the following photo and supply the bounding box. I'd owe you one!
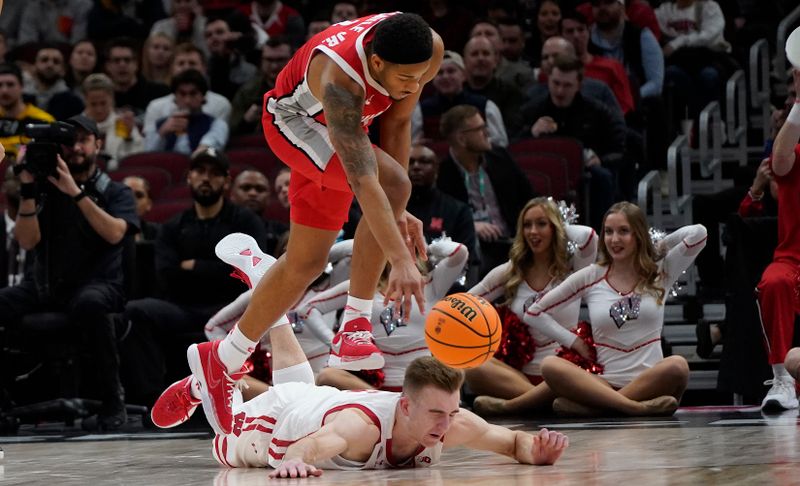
[150,376,201,429]
[215,233,276,289]
[327,317,384,370]
[187,340,253,435]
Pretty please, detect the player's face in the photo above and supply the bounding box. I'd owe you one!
[603,212,637,263]
[375,58,430,101]
[523,205,553,256]
[404,386,461,448]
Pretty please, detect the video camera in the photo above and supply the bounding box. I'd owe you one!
[18,122,77,180]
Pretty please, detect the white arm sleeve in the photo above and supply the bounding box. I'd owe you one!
[660,224,708,289]
[566,224,598,271]
[427,240,469,300]
[468,262,512,303]
[485,100,509,148]
[328,239,354,263]
[523,266,601,347]
[204,289,253,341]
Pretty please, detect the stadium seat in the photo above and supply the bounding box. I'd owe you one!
[228,134,268,149]
[119,152,191,183]
[510,137,584,195]
[514,153,570,201]
[158,185,191,201]
[148,199,191,223]
[227,149,284,178]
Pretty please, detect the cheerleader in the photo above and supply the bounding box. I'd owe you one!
[482,202,706,416]
[298,237,468,391]
[467,197,598,415]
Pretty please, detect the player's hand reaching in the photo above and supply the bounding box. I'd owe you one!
[384,256,425,318]
[397,210,427,261]
[530,428,568,465]
[268,459,323,479]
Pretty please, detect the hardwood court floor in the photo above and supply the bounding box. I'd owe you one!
[0,407,797,486]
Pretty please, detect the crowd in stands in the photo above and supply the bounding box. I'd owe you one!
[0,0,796,431]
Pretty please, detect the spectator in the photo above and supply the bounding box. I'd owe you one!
[229,38,291,136]
[248,0,305,50]
[230,169,287,255]
[530,36,623,116]
[81,73,144,170]
[576,0,662,42]
[655,0,733,121]
[306,15,331,41]
[141,32,175,86]
[420,0,474,53]
[144,43,232,141]
[205,18,258,100]
[121,148,267,404]
[150,0,207,54]
[2,114,139,430]
[87,0,166,41]
[23,46,77,113]
[498,18,534,82]
[522,54,623,229]
[123,175,160,242]
[0,64,55,162]
[331,2,359,23]
[413,50,507,147]
[561,9,635,115]
[273,166,290,211]
[524,0,561,65]
[146,68,228,154]
[1,166,26,288]
[105,37,171,115]
[66,40,98,92]
[18,0,92,45]
[463,36,526,139]
[406,144,479,285]
[437,105,535,277]
[471,19,534,94]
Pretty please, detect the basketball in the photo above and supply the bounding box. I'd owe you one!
[424,293,502,369]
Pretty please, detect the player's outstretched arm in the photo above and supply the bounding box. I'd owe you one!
[269,408,380,479]
[444,409,568,465]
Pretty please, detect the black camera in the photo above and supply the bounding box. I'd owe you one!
[21,122,77,180]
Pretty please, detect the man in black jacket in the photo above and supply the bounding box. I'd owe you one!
[522,54,624,229]
[406,144,479,286]
[437,105,535,277]
[121,148,267,405]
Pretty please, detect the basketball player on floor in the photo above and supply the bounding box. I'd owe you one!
[152,244,569,477]
[177,12,445,436]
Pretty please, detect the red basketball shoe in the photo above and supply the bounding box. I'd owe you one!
[150,376,201,428]
[327,317,384,370]
[215,233,276,289]
[188,340,253,434]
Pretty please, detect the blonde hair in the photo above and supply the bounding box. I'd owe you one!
[402,356,464,398]
[598,202,666,304]
[504,197,570,303]
[141,32,175,85]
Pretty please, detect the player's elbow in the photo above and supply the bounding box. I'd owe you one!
[771,154,795,177]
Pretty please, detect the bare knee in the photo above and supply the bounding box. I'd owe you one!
[541,355,567,381]
[662,356,690,384]
[785,348,800,380]
[283,250,329,283]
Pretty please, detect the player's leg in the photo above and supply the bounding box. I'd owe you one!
[316,367,373,390]
[329,147,412,370]
[541,356,679,416]
[786,348,800,382]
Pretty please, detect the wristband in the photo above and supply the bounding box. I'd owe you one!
[73,191,88,203]
[787,102,800,126]
[748,189,763,201]
[17,210,37,218]
[19,183,36,200]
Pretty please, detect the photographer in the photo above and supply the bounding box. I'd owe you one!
[0,115,139,431]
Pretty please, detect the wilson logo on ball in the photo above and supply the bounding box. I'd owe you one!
[442,296,477,321]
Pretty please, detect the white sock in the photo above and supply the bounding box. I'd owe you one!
[218,325,259,374]
[188,376,201,400]
[342,295,373,332]
[773,364,794,383]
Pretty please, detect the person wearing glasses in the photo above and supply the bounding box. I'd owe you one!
[437,104,535,278]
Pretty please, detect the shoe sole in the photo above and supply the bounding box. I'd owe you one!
[187,344,229,435]
[215,233,276,288]
[150,379,199,429]
[761,398,799,411]
[327,353,385,371]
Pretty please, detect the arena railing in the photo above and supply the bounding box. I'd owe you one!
[637,169,662,229]
[749,39,771,149]
[698,101,724,192]
[666,134,693,228]
[724,70,748,167]
[774,4,800,85]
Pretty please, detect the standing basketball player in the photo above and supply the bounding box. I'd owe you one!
[182,12,445,436]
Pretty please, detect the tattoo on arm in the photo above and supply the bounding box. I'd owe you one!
[323,84,377,181]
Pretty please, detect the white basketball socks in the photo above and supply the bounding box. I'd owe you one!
[342,295,373,332]
[218,325,259,374]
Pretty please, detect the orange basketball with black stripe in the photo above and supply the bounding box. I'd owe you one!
[424,293,502,369]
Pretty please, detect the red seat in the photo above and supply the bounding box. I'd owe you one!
[510,137,584,195]
[228,134,268,149]
[428,141,450,162]
[158,185,191,201]
[119,152,191,183]
[520,167,552,196]
[227,149,285,178]
[514,153,570,201]
[109,166,171,199]
[148,199,191,223]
